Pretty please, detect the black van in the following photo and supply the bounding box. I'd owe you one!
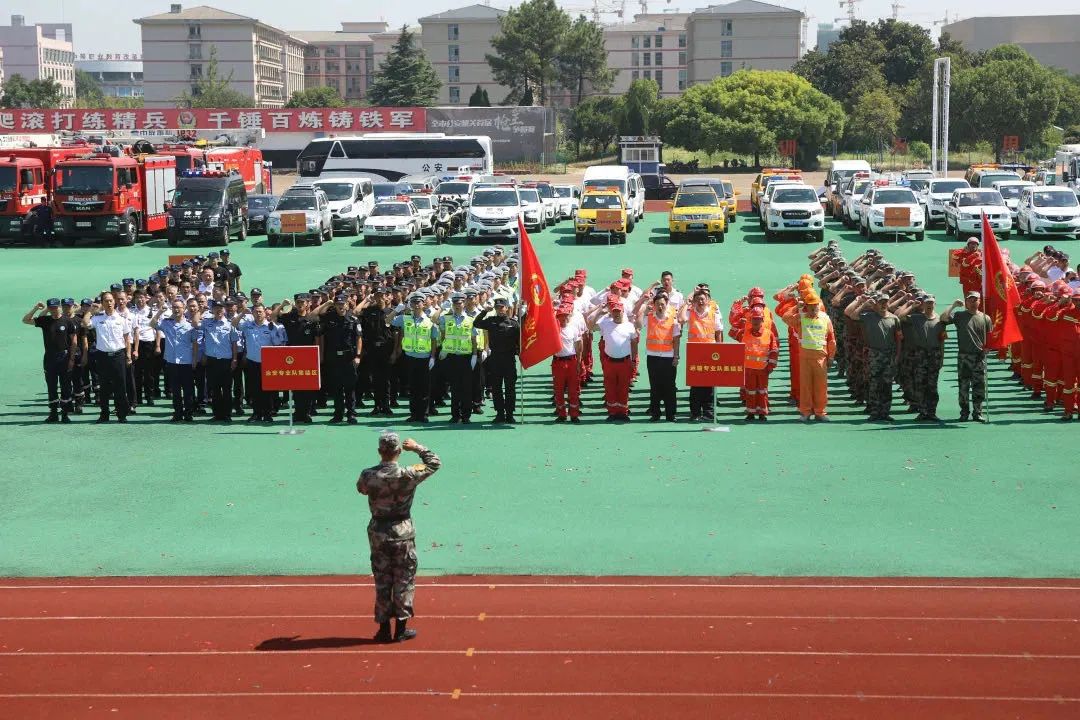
[167,170,248,246]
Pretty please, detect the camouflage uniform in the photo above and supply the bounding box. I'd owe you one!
[913,347,944,417]
[867,348,896,417]
[357,444,441,624]
[957,352,987,417]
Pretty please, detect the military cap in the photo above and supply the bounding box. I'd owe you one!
[61,297,75,306]
[464,289,479,297]
[109,283,122,291]
[493,296,509,307]
[334,294,349,302]
[483,247,496,256]
[507,258,519,265]
[250,287,263,295]
[966,290,981,299]
[293,292,310,300]
[46,298,61,307]
[408,293,424,303]
[451,292,466,302]
[207,252,219,259]
[411,254,421,261]
[224,297,238,306]
[220,249,231,256]
[80,298,93,307]
[379,431,402,455]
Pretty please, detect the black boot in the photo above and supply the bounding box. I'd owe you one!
[373,622,392,643]
[45,410,60,423]
[394,618,417,642]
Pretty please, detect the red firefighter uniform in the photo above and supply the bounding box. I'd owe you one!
[733,307,779,418]
[1042,289,1072,409]
[1060,294,1080,419]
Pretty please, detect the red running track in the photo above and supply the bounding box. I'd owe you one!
[1,576,1079,719]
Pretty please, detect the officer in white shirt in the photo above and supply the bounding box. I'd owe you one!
[83,292,132,423]
[130,290,159,406]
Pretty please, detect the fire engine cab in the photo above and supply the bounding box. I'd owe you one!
[156,144,271,194]
[52,153,177,246]
[0,146,92,241]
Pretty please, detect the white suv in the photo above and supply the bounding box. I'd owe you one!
[1016,187,1080,238]
[764,184,826,242]
[408,194,436,234]
[860,185,926,241]
[517,187,546,231]
[992,180,1035,223]
[466,186,522,240]
[944,189,1011,239]
[758,180,805,229]
[363,200,421,245]
[266,186,333,246]
[552,184,578,219]
[920,178,970,227]
[843,178,874,229]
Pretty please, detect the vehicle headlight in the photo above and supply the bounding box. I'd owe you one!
[708,213,724,220]
[962,212,979,220]
[339,204,352,214]
[1033,213,1047,220]
[871,210,884,218]
[469,213,481,223]
[207,214,220,227]
[811,207,824,215]
[268,216,280,226]
[167,216,175,227]
[768,209,781,218]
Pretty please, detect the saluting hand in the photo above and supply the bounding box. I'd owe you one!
[402,438,420,452]
[34,301,46,310]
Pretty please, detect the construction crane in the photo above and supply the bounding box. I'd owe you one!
[890,1,903,19]
[838,0,862,23]
[932,11,960,27]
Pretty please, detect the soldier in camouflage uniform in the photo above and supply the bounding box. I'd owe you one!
[898,293,947,421]
[357,432,442,642]
[846,291,902,421]
[941,292,993,422]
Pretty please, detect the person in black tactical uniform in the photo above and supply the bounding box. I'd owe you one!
[23,298,78,422]
[360,287,397,417]
[271,294,322,423]
[473,296,520,423]
[317,294,363,424]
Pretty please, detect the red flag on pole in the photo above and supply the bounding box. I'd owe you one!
[980,212,1023,350]
[517,216,563,369]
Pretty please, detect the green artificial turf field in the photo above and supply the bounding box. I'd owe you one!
[1,213,1077,578]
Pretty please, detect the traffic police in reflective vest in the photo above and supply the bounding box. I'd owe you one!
[438,293,478,424]
[391,294,440,423]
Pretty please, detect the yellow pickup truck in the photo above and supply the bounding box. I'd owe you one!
[668,186,726,243]
[574,189,627,244]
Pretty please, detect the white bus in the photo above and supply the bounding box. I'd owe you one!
[296,133,493,181]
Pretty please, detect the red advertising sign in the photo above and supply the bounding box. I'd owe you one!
[777,139,797,158]
[891,137,908,154]
[0,108,426,134]
[948,249,962,277]
[684,342,745,388]
[1002,135,1020,152]
[261,346,321,391]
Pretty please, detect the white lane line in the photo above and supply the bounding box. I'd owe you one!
[0,614,1076,622]
[2,582,1079,590]
[0,691,1076,702]
[1,650,1077,659]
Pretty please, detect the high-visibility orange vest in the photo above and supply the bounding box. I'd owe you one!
[687,305,717,343]
[743,314,773,369]
[646,307,676,353]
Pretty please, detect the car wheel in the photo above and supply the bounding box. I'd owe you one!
[716,231,725,243]
[1016,219,1025,236]
[363,236,372,246]
[324,223,333,242]
[670,232,680,243]
[945,218,955,236]
[915,231,924,242]
[238,221,247,242]
[628,218,635,233]
[815,230,825,243]
[574,233,584,245]
[352,218,361,236]
[167,236,178,247]
[1000,232,1010,240]
[313,231,323,246]
[267,236,278,247]
[219,226,229,246]
[121,216,137,246]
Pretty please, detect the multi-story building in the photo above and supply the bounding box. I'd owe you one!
[292,23,381,104]
[75,54,144,99]
[0,15,76,106]
[685,0,804,85]
[135,4,306,108]
[419,4,507,106]
[942,15,1080,75]
[815,22,843,51]
[0,47,5,88]
[603,13,690,97]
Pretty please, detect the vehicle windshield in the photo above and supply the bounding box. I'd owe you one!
[958,191,1004,207]
[534,184,553,199]
[1033,191,1079,208]
[684,181,724,198]
[553,186,572,198]
[472,190,519,207]
[373,182,409,197]
[313,183,355,201]
[722,182,734,197]
[0,167,16,192]
[906,179,930,192]
[979,173,1019,187]
[583,179,626,195]
[247,196,277,211]
[173,188,222,208]
[774,188,819,204]
[437,182,470,195]
[580,194,622,210]
[852,181,871,195]
[276,195,317,211]
[675,191,719,207]
[371,203,410,216]
[406,183,428,193]
[55,166,114,194]
[409,196,433,209]
[518,189,540,203]
[764,175,800,188]
[931,180,968,194]
[831,169,861,184]
[996,185,1027,200]
[874,189,918,204]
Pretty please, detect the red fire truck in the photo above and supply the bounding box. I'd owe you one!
[156,144,271,194]
[0,146,92,241]
[52,153,177,246]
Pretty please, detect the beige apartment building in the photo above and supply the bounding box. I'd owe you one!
[419,5,508,106]
[686,0,804,85]
[293,23,382,104]
[0,15,75,106]
[136,4,305,108]
[942,15,1080,75]
[603,13,690,98]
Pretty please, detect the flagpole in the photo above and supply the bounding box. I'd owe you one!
[518,227,524,425]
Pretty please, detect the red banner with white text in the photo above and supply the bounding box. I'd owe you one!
[0,107,425,134]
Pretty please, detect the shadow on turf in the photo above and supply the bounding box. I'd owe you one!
[256,635,381,650]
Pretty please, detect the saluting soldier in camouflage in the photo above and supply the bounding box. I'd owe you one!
[846,291,902,421]
[941,292,994,422]
[897,293,947,421]
[357,432,441,643]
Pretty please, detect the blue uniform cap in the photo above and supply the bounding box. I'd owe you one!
[136,279,148,287]
[80,298,93,307]
[220,248,230,255]
[62,297,75,306]
[493,297,509,307]
[122,278,135,285]
[46,298,61,307]
[109,283,122,291]
[208,252,220,258]
[250,287,263,295]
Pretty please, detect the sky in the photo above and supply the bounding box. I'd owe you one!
[5,0,1079,55]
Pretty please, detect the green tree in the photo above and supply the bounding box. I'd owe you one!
[285,86,345,108]
[556,15,615,106]
[620,78,658,135]
[75,69,106,106]
[482,88,491,105]
[519,86,535,106]
[0,74,64,108]
[174,46,252,108]
[468,85,490,106]
[847,88,900,152]
[792,41,886,111]
[662,70,844,167]
[566,95,623,157]
[951,46,1061,160]
[367,26,441,106]
[487,0,570,105]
